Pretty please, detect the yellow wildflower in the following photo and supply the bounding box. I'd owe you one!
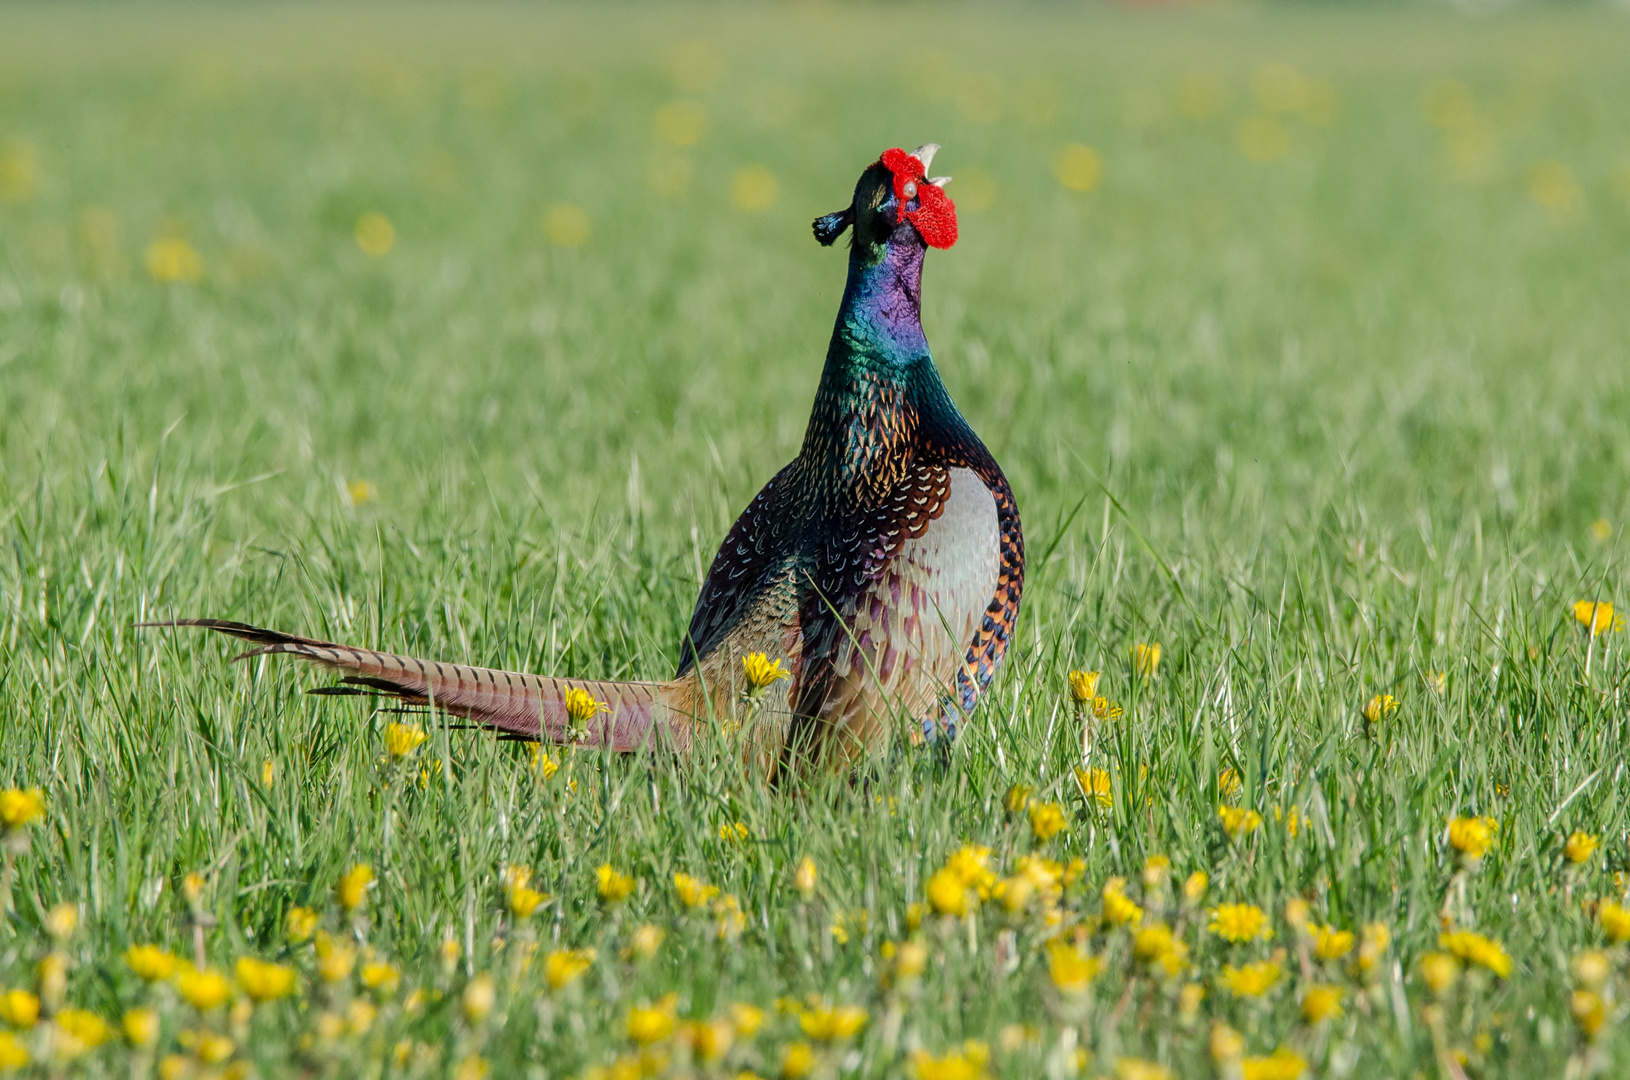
[1355,923,1391,974]
[780,1041,816,1079]
[0,991,39,1028]
[1420,952,1459,996]
[122,1008,160,1047]
[1068,670,1101,704]
[1132,923,1184,970]
[1075,767,1113,809]
[628,996,679,1044]
[286,906,319,943]
[1131,642,1162,676]
[1053,144,1104,193]
[1311,925,1354,960]
[798,1002,867,1041]
[1101,881,1143,926]
[337,863,374,911]
[945,845,995,890]
[1240,1048,1308,1080]
[683,1017,735,1062]
[1447,816,1497,861]
[145,238,204,283]
[597,864,635,903]
[1565,831,1600,864]
[1218,805,1263,838]
[1301,984,1343,1023]
[54,1008,111,1052]
[314,932,356,983]
[910,1043,990,1080]
[673,872,718,908]
[714,893,747,940]
[361,959,400,994]
[1142,855,1171,889]
[43,903,77,941]
[544,948,596,990]
[563,687,607,730]
[1209,903,1272,943]
[1114,1059,1171,1080]
[1362,694,1398,723]
[1046,939,1100,994]
[718,821,750,843]
[1210,1023,1244,1063]
[1218,768,1242,800]
[384,722,427,758]
[1003,784,1032,814]
[1440,930,1512,977]
[1601,900,1630,942]
[462,973,496,1023]
[926,868,970,917]
[1219,960,1282,998]
[1572,990,1608,1039]
[125,944,179,981]
[0,1030,25,1070]
[1183,871,1209,902]
[0,789,44,829]
[1573,600,1625,636]
[235,957,296,1001]
[508,884,548,919]
[260,758,275,787]
[730,1001,765,1037]
[174,967,233,1011]
[742,652,790,693]
[1028,801,1067,841]
[1284,898,1309,929]
[354,212,395,257]
[793,856,818,898]
[1573,949,1610,991]
[530,745,559,779]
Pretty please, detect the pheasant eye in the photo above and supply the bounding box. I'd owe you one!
[902,181,918,199]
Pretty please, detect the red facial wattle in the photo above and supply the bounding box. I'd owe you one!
[879,147,958,250]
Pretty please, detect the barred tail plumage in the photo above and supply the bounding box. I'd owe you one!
[142,620,693,752]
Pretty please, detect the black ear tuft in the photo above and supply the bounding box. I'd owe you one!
[812,207,854,246]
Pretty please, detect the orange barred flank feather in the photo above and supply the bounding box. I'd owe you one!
[144,620,692,752]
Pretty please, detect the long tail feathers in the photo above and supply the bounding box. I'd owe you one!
[141,619,691,752]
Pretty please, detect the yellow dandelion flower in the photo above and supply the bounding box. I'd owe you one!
[627,924,664,960]
[1068,670,1101,704]
[1003,784,1032,814]
[1311,925,1354,960]
[1101,881,1143,926]
[354,212,395,257]
[542,204,590,248]
[1114,1058,1172,1080]
[1210,1022,1244,1063]
[1209,903,1272,943]
[337,863,375,911]
[1075,767,1113,809]
[360,959,400,994]
[529,745,560,778]
[714,893,748,940]
[122,1008,160,1047]
[1439,930,1512,977]
[286,907,319,943]
[1355,922,1390,974]
[260,759,276,788]
[742,651,790,693]
[793,856,818,898]
[0,789,44,829]
[0,991,39,1028]
[50,1008,110,1055]
[1240,1047,1308,1080]
[508,884,547,919]
[597,864,636,903]
[384,722,428,759]
[125,945,179,981]
[1237,114,1289,162]
[1284,898,1310,929]
[1447,816,1497,861]
[1093,695,1125,720]
[1219,960,1282,998]
[1301,984,1343,1024]
[1218,805,1263,838]
[1572,949,1610,991]
[1590,519,1612,541]
[1363,694,1398,723]
[780,1041,816,1079]
[1565,831,1600,864]
[730,1001,765,1037]
[683,1016,735,1062]
[1028,801,1067,842]
[1420,951,1459,996]
[673,872,719,908]
[910,1044,990,1080]
[1600,900,1630,942]
[1527,160,1583,218]
[1183,871,1209,902]
[564,688,608,731]
[1131,642,1162,676]
[1572,989,1608,1039]
[1053,144,1103,193]
[654,100,708,147]
[462,973,496,1024]
[145,238,204,283]
[544,948,596,990]
[1573,600,1624,636]
[235,957,296,1001]
[1132,922,1180,964]
[44,903,77,941]
[1217,768,1242,800]
[628,996,679,1044]
[718,821,750,843]
[798,1002,867,1041]
[347,479,377,505]
[1142,855,1171,889]
[174,967,233,1011]
[926,870,969,917]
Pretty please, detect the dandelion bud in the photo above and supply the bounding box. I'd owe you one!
[462,973,496,1024]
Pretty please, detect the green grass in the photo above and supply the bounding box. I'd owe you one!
[3,3,1630,1076]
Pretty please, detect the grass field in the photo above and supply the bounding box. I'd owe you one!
[3,3,1630,1077]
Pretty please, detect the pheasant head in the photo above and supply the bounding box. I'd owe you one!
[813,144,957,255]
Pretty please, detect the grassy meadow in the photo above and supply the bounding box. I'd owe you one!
[4,3,1630,1076]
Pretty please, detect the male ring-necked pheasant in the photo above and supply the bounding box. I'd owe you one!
[153,145,1024,776]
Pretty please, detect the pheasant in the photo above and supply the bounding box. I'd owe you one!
[151,145,1024,776]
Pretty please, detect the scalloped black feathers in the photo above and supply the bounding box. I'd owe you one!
[812,207,854,246]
